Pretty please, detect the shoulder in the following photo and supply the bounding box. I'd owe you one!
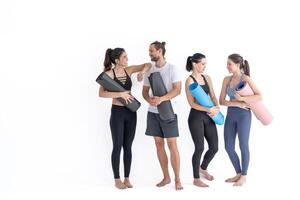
[243,74,251,81]
[223,75,231,82]
[185,75,193,85]
[202,74,211,82]
[104,69,114,79]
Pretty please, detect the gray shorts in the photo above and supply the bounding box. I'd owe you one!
[145,112,179,138]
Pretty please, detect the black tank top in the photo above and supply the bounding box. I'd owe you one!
[190,75,210,94]
[113,68,132,90]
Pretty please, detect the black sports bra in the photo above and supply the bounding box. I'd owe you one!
[112,68,132,91]
[190,75,210,94]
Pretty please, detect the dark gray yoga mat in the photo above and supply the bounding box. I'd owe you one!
[96,72,141,112]
[148,72,175,121]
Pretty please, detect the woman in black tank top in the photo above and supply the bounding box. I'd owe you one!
[184,53,220,187]
[98,47,151,189]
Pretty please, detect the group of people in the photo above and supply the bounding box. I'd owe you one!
[98,41,262,190]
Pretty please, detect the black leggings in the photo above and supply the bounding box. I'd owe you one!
[188,108,218,178]
[110,105,137,179]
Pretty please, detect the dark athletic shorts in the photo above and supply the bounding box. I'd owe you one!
[145,112,179,138]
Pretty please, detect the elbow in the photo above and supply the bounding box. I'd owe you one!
[219,99,225,106]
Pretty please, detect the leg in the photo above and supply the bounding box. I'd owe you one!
[234,112,251,186]
[123,111,137,188]
[154,136,171,187]
[167,137,183,190]
[200,120,218,181]
[224,114,242,182]
[110,109,126,189]
[188,112,205,179]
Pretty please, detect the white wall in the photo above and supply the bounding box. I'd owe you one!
[1,0,299,199]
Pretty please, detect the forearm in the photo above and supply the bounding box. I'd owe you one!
[161,88,181,102]
[190,102,210,112]
[212,97,219,107]
[220,99,241,107]
[99,90,122,98]
[242,94,262,103]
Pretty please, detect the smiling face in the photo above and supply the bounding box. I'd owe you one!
[227,58,240,73]
[149,44,162,62]
[193,58,207,73]
[115,51,128,67]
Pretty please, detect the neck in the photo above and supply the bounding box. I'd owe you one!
[191,71,202,77]
[155,57,166,68]
[232,71,242,78]
[114,64,124,70]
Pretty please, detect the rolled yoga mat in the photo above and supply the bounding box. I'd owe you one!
[236,81,273,125]
[148,72,176,121]
[96,72,141,112]
[189,82,224,125]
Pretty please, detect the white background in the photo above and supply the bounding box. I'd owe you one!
[1,0,300,199]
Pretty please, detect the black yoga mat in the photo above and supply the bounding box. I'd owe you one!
[148,72,175,121]
[96,72,141,112]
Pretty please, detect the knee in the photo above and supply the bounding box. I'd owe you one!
[239,143,249,155]
[210,145,218,155]
[112,144,122,154]
[225,143,234,154]
[155,139,165,150]
[167,140,178,151]
[195,145,204,154]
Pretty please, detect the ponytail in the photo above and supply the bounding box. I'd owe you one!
[186,56,193,71]
[103,48,113,71]
[243,60,250,76]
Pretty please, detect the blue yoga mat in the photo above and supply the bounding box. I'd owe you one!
[189,82,224,125]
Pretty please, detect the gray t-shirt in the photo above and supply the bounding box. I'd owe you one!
[143,62,181,113]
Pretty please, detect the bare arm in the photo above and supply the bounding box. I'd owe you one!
[205,75,219,107]
[127,63,151,75]
[160,82,181,102]
[99,86,133,104]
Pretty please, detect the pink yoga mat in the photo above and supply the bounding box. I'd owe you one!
[236,81,273,125]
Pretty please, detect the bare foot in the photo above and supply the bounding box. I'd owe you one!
[225,173,241,183]
[156,178,171,187]
[115,179,127,189]
[193,179,209,187]
[233,175,246,186]
[124,178,133,188]
[200,168,214,181]
[175,179,183,190]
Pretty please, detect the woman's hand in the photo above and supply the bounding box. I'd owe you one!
[234,92,245,101]
[207,106,220,117]
[120,91,134,104]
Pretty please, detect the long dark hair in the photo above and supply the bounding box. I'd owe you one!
[151,41,166,56]
[103,48,125,71]
[228,54,250,76]
[186,53,206,72]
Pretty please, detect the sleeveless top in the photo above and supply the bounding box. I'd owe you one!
[226,74,244,99]
[190,74,210,94]
[112,68,132,91]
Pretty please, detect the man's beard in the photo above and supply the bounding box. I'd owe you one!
[150,56,159,62]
